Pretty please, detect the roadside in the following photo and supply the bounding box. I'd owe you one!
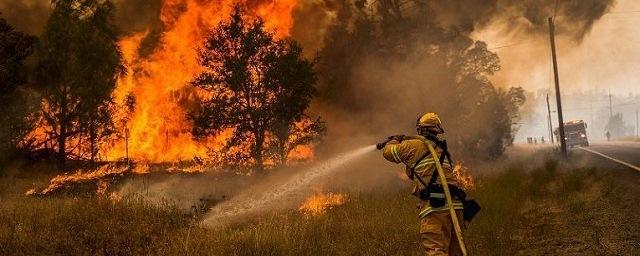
[513,147,640,255]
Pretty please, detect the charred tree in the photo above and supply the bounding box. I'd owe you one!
[265,40,323,166]
[190,6,320,173]
[35,0,124,170]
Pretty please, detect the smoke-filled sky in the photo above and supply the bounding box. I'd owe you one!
[474,0,640,95]
[2,0,635,95]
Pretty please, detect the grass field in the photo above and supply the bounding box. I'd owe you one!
[1,149,638,255]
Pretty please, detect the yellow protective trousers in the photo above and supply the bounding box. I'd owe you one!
[420,210,464,256]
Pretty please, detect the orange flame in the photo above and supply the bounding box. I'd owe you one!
[102,0,299,162]
[452,164,475,190]
[298,192,347,216]
[26,162,210,196]
[29,164,132,195]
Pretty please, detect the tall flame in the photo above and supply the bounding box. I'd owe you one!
[102,0,298,162]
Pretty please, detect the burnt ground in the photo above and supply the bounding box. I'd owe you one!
[512,144,640,255]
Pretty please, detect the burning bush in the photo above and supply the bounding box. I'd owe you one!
[452,164,475,191]
[298,192,347,216]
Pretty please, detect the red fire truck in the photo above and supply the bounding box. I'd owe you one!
[554,120,589,147]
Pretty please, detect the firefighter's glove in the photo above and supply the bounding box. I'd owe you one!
[388,134,406,142]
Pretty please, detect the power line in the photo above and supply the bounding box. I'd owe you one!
[606,11,640,14]
[487,39,545,50]
[485,10,640,51]
[556,101,640,112]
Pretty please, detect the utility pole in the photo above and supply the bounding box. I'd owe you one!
[589,101,593,138]
[548,17,567,156]
[636,109,640,137]
[546,93,555,143]
[609,92,613,117]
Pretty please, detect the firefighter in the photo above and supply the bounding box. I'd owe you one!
[379,112,465,256]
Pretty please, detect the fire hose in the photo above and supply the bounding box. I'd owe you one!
[426,143,467,256]
[377,136,468,256]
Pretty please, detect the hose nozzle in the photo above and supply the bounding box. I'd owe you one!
[376,137,394,150]
[376,135,407,150]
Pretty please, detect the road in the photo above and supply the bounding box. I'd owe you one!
[578,141,640,168]
[587,142,640,163]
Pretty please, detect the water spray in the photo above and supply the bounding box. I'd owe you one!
[202,145,376,227]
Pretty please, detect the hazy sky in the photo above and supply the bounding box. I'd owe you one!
[475,0,640,96]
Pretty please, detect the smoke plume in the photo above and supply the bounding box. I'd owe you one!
[0,0,50,35]
[425,0,614,40]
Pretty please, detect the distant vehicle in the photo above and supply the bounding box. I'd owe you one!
[554,120,589,147]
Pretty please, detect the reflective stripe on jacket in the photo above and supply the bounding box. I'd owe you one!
[382,135,459,217]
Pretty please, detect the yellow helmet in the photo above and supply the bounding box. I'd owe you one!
[416,112,444,134]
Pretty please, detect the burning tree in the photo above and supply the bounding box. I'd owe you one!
[0,16,38,162]
[35,0,124,170]
[190,7,322,173]
[269,116,325,166]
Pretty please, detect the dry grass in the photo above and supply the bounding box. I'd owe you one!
[0,151,636,255]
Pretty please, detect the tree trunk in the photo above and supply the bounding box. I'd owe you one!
[88,112,99,168]
[254,131,265,174]
[89,120,96,168]
[58,121,66,172]
[278,138,286,166]
[58,93,67,172]
[275,122,290,167]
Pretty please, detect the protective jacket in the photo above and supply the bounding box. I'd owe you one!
[382,135,463,218]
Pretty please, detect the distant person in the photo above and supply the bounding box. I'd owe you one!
[534,138,537,144]
[606,131,611,141]
[541,136,545,144]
